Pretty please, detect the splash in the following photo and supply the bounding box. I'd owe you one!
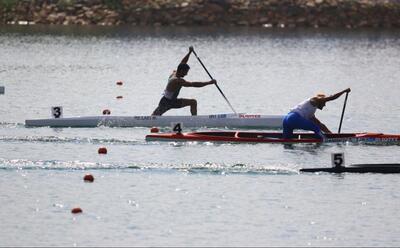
[0,158,298,175]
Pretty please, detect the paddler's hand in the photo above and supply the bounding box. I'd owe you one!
[210,79,217,84]
[345,88,351,93]
[189,46,194,53]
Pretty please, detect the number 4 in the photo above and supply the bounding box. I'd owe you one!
[172,123,182,134]
[331,153,345,168]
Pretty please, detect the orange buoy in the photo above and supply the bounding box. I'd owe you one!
[98,147,107,154]
[150,127,159,133]
[102,109,111,115]
[116,96,123,99]
[71,207,82,214]
[116,81,123,86]
[83,174,94,182]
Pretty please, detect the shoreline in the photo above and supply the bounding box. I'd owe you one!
[1,0,400,28]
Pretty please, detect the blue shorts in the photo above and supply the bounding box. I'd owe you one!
[282,112,323,139]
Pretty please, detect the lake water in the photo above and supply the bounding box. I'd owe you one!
[0,25,399,246]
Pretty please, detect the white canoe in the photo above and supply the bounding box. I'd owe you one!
[25,113,284,128]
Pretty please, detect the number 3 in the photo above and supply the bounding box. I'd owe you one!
[51,106,63,119]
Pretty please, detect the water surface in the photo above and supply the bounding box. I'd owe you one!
[0,25,399,246]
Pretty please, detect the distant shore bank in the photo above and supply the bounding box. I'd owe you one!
[1,0,400,28]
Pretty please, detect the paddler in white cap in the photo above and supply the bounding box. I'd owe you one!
[283,88,351,139]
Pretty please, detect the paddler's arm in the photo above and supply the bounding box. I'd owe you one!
[311,116,332,134]
[180,79,216,88]
[180,46,194,64]
[324,88,351,102]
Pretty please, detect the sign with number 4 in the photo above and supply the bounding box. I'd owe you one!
[331,153,345,168]
[51,106,63,119]
[171,122,183,134]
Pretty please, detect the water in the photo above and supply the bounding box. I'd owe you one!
[0,25,400,246]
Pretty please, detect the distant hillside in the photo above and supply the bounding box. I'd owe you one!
[1,0,400,28]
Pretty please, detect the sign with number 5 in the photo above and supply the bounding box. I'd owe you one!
[331,153,345,168]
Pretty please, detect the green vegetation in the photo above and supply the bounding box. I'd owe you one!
[56,0,76,11]
[102,0,123,10]
[57,0,76,7]
[0,0,18,10]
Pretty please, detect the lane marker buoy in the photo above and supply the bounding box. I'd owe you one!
[83,174,94,182]
[98,147,107,154]
[150,127,159,133]
[102,109,111,115]
[116,96,123,99]
[71,207,82,214]
[116,81,123,86]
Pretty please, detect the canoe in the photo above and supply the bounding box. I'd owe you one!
[25,113,284,128]
[300,163,400,173]
[145,131,400,145]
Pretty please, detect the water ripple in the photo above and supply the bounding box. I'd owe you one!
[0,135,142,145]
[0,158,297,174]
[0,122,25,128]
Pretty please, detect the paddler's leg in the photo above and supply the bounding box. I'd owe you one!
[179,99,197,116]
[283,112,324,139]
[282,112,296,139]
[151,106,164,116]
[292,114,324,139]
[151,97,170,116]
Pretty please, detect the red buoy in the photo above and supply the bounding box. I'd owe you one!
[150,127,159,133]
[102,109,111,115]
[98,147,107,154]
[116,96,123,99]
[116,81,123,86]
[71,207,82,214]
[83,174,94,182]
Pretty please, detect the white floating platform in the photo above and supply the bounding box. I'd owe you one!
[25,113,284,129]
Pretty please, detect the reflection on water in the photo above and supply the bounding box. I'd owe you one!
[2,25,400,40]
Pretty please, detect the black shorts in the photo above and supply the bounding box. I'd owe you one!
[156,96,184,113]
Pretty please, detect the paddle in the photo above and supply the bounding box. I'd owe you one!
[338,91,349,133]
[191,49,237,114]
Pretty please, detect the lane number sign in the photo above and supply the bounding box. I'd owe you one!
[51,106,63,119]
[172,122,183,134]
[331,153,345,168]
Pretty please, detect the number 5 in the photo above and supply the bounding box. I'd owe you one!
[331,153,345,168]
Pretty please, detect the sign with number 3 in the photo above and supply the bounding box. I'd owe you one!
[51,106,63,119]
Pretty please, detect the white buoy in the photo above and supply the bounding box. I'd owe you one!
[0,86,4,94]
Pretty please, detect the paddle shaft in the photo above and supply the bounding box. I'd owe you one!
[192,50,237,114]
[338,91,349,133]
